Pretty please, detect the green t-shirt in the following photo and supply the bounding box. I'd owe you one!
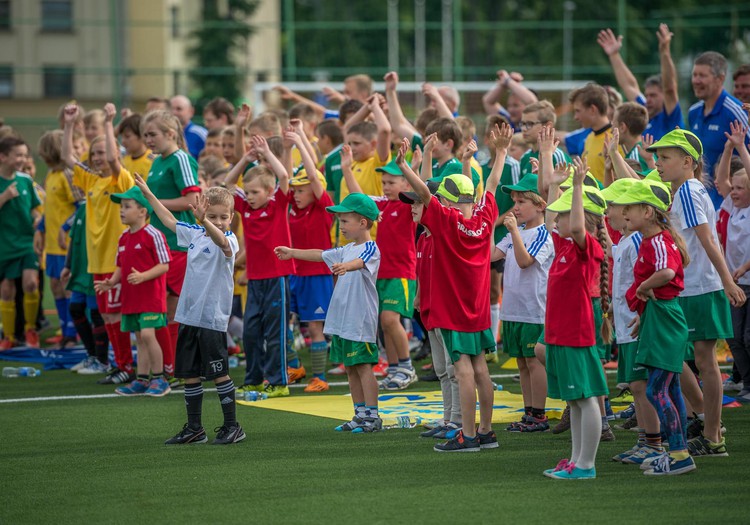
[324,144,344,204]
[411,133,423,152]
[431,157,481,190]
[146,149,200,251]
[519,147,571,179]
[624,142,652,173]
[66,203,94,295]
[0,172,41,262]
[482,156,521,243]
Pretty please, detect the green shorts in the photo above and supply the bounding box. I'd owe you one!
[0,252,39,281]
[617,341,648,384]
[376,278,416,317]
[537,328,545,346]
[636,298,688,374]
[121,312,167,333]
[592,298,611,361]
[502,321,543,358]
[329,335,379,367]
[684,342,695,361]
[679,290,733,342]
[440,328,496,364]
[546,344,609,401]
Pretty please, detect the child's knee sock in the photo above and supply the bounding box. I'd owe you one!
[287,326,300,368]
[69,301,95,354]
[106,323,133,373]
[156,326,173,375]
[185,383,204,429]
[90,309,109,365]
[577,397,602,470]
[22,290,40,331]
[216,379,236,426]
[310,340,328,380]
[490,303,501,342]
[166,322,179,375]
[56,297,76,338]
[0,300,16,340]
[569,400,582,465]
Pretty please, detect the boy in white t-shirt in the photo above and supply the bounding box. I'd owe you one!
[136,176,244,445]
[491,173,554,432]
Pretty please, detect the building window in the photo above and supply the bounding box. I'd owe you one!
[44,66,74,97]
[0,66,12,98]
[0,1,10,30]
[41,0,73,32]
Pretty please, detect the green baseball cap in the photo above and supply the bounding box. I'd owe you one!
[501,173,540,195]
[643,169,672,190]
[436,174,475,204]
[326,192,380,221]
[646,129,703,161]
[110,186,152,213]
[547,186,607,216]
[599,178,638,203]
[399,179,440,204]
[375,160,404,177]
[611,179,672,212]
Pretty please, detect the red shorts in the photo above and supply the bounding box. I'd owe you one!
[166,250,187,296]
[94,273,122,314]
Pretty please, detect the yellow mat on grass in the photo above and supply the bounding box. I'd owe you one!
[238,390,568,425]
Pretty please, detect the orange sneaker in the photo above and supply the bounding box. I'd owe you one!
[287,365,306,383]
[304,377,330,393]
[603,361,618,370]
[373,358,389,377]
[25,329,40,348]
[0,338,14,351]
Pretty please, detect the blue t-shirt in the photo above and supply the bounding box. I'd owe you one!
[564,127,592,157]
[184,121,207,159]
[497,107,521,132]
[635,94,685,141]
[688,90,749,209]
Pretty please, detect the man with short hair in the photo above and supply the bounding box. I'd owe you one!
[170,95,207,159]
[732,64,750,103]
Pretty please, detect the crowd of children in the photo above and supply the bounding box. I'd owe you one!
[1,23,749,472]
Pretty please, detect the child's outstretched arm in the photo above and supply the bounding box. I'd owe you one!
[222,148,253,190]
[484,122,513,196]
[234,103,252,165]
[420,133,436,181]
[384,72,419,142]
[273,85,330,119]
[291,124,325,200]
[607,127,638,181]
[61,104,79,169]
[422,83,453,119]
[340,144,363,195]
[717,121,749,197]
[275,246,324,262]
[396,138,432,206]
[255,135,290,194]
[103,103,122,175]
[656,23,679,116]
[343,101,371,135]
[134,174,177,233]
[370,96,392,163]
[461,140,478,180]
[570,157,588,250]
[189,192,234,257]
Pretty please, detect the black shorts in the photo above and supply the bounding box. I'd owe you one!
[231,295,243,319]
[175,324,229,381]
[491,258,505,273]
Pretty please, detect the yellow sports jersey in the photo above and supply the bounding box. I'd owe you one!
[72,163,134,274]
[582,125,614,184]
[470,157,485,195]
[44,169,79,256]
[122,149,156,180]
[291,136,321,170]
[337,151,390,245]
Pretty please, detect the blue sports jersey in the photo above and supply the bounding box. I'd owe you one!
[635,94,685,141]
[564,127,592,157]
[498,107,521,132]
[184,121,207,159]
[688,89,749,209]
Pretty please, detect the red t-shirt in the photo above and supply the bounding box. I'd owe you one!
[415,232,433,329]
[116,225,171,315]
[420,192,498,332]
[235,186,295,280]
[374,197,417,280]
[626,230,685,315]
[288,191,333,276]
[545,231,604,347]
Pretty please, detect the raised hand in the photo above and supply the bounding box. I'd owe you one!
[724,120,748,149]
[384,71,399,91]
[252,134,271,157]
[188,192,209,223]
[656,23,673,52]
[236,103,252,128]
[509,71,524,82]
[537,124,559,154]
[273,85,294,100]
[63,104,79,124]
[596,28,623,56]
[340,144,353,170]
[572,156,589,186]
[488,123,513,151]
[103,103,117,122]
[462,140,478,163]
[551,161,572,186]
[395,138,410,167]
[134,173,154,198]
[410,145,423,171]
[422,132,437,156]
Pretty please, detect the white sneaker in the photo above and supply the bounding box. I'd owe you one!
[379,366,418,391]
[71,356,94,372]
[722,379,743,392]
[78,359,109,375]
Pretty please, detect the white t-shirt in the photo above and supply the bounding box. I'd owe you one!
[671,179,723,296]
[321,241,381,342]
[174,222,239,331]
[721,196,750,286]
[496,224,554,324]
[612,231,642,344]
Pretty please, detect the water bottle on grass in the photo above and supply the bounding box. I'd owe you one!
[3,366,41,378]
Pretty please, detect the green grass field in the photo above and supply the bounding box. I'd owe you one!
[1,350,747,525]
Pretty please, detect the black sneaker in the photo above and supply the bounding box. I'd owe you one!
[687,434,728,457]
[420,425,446,438]
[97,368,135,385]
[477,430,499,449]
[212,424,246,445]
[352,417,383,433]
[434,430,480,452]
[165,423,208,445]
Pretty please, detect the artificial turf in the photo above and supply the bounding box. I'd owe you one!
[0,355,746,525]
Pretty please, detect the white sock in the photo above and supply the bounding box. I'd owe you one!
[490,304,501,343]
[576,397,602,470]
[569,400,582,465]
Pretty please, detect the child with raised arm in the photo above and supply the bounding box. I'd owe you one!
[397,123,513,452]
[95,186,171,397]
[275,193,382,433]
[136,176,243,444]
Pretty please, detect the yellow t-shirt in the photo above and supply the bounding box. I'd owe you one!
[582,125,614,184]
[337,151,390,245]
[122,149,156,180]
[470,157,485,195]
[44,169,78,256]
[73,163,134,274]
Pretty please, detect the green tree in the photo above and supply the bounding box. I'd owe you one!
[188,0,258,108]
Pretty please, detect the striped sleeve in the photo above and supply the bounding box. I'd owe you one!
[526,227,549,257]
[174,150,200,191]
[724,97,749,126]
[677,182,707,229]
[506,157,521,185]
[175,221,204,248]
[145,225,172,264]
[652,234,668,271]
[552,149,568,167]
[359,241,377,263]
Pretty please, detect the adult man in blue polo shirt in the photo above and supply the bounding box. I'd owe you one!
[689,51,749,209]
[170,95,207,159]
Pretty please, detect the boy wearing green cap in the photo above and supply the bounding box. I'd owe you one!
[341,146,418,390]
[95,186,172,397]
[275,192,383,433]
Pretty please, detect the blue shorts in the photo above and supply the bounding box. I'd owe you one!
[289,274,333,322]
[45,254,67,279]
[70,291,98,310]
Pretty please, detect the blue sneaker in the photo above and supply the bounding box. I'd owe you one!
[546,464,596,480]
[604,398,615,421]
[640,451,669,470]
[115,379,149,396]
[612,444,644,463]
[615,402,635,420]
[145,377,172,397]
[644,454,696,476]
[622,446,664,465]
[444,423,461,439]
[543,459,571,476]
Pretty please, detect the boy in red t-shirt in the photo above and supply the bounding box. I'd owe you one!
[340,146,418,390]
[396,123,513,453]
[95,186,171,397]
[224,135,295,398]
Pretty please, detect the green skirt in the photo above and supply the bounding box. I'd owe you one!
[636,298,688,374]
